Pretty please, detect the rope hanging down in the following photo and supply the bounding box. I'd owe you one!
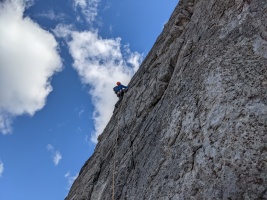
[112,117,120,200]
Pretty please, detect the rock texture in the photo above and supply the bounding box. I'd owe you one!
[66,0,267,199]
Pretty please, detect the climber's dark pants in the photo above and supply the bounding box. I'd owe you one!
[115,92,124,108]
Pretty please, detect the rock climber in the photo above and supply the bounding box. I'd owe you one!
[113,81,128,110]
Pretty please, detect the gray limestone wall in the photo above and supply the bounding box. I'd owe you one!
[65,0,267,199]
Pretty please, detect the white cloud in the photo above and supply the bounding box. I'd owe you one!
[0,0,62,134]
[54,25,143,143]
[37,10,66,21]
[46,144,54,151]
[65,171,70,178]
[73,0,100,23]
[0,113,13,134]
[0,161,4,177]
[78,109,84,117]
[47,144,62,166]
[65,171,78,189]
[53,151,62,166]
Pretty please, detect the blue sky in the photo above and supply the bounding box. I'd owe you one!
[0,0,177,199]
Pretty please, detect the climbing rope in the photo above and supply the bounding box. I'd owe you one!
[112,116,120,200]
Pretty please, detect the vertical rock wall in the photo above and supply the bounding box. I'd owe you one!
[66,0,267,199]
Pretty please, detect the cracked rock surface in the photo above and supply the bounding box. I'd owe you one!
[65,0,267,199]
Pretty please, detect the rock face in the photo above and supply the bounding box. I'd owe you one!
[65,0,267,199]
